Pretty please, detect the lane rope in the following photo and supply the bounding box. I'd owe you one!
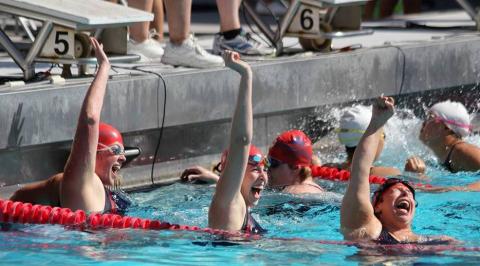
[311,165,432,188]
[1,199,478,254]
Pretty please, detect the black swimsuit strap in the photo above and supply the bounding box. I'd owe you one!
[443,141,464,172]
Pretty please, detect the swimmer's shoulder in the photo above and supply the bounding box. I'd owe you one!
[10,173,63,206]
[452,142,480,171]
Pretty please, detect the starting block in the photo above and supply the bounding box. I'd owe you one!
[243,0,373,54]
[0,0,153,80]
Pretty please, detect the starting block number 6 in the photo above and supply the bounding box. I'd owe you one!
[40,26,75,59]
[288,4,321,35]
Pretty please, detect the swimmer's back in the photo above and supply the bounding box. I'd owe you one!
[10,173,62,206]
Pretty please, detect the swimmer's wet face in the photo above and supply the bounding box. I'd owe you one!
[241,158,268,207]
[373,179,416,228]
[419,113,450,144]
[266,157,296,188]
[96,142,126,187]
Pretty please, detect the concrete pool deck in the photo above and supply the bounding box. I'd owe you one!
[0,10,480,197]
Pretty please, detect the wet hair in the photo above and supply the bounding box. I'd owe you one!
[298,166,312,182]
[372,178,417,218]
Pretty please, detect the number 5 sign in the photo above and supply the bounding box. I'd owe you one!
[40,26,75,59]
[287,3,323,35]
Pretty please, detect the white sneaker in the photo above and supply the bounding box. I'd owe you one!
[161,34,224,69]
[127,38,164,63]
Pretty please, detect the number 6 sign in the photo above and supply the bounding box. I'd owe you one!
[40,26,74,59]
[287,3,323,35]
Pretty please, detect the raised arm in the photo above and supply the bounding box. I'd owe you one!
[60,38,111,211]
[209,51,253,230]
[341,96,395,240]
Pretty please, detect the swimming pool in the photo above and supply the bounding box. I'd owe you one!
[1,109,479,265]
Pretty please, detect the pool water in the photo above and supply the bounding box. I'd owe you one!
[1,109,480,265]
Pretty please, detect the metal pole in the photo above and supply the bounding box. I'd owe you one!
[0,28,26,70]
[24,21,53,80]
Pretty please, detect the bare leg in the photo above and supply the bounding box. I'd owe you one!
[164,0,191,45]
[128,0,154,42]
[216,0,241,32]
[151,0,164,42]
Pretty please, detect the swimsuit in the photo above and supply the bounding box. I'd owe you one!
[443,142,463,172]
[241,211,267,234]
[103,188,133,215]
[375,229,401,244]
[375,229,452,245]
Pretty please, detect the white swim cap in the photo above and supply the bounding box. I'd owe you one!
[338,105,372,147]
[429,100,471,138]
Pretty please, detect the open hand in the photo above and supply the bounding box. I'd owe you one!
[90,37,110,67]
[223,50,251,74]
[180,166,220,184]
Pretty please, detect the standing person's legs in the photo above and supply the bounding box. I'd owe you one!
[164,0,191,45]
[213,0,274,56]
[161,0,224,68]
[217,0,241,32]
[150,0,164,42]
[129,0,154,42]
[127,0,164,62]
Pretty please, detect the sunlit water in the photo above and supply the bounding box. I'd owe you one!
[1,109,480,265]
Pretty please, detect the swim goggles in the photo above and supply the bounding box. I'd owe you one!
[249,154,263,166]
[425,112,472,131]
[372,178,416,206]
[97,143,125,156]
[265,156,283,169]
[214,153,265,173]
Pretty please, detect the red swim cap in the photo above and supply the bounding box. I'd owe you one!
[98,122,123,149]
[268,130,312,167]
[220,145,264,171]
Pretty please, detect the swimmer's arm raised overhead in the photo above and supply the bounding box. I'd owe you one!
[341,97,394,241]
[209,51,252,231]
[61,38,110,212]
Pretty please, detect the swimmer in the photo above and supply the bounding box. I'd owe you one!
[183,129,324,195]
[11,38,131,214]
[419,100,480,172]
[326,105,426,177]
[267,130,324,194]
[208,51,267,234]
[341,96,456,244]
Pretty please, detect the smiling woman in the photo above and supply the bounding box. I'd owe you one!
[10,38,132,215]
[208,51,268,234]
[340,96,456,245]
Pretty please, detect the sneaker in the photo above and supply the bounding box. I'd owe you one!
[162,34,224,68]
[127,38,164,62]
[212,30,275,56]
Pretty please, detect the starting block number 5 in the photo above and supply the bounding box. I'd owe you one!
[40,26,75,59]
[288,4,321,35]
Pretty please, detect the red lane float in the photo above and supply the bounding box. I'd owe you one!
[0,199,260,240]
[311,165,432,188]
[2,199,480,254]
